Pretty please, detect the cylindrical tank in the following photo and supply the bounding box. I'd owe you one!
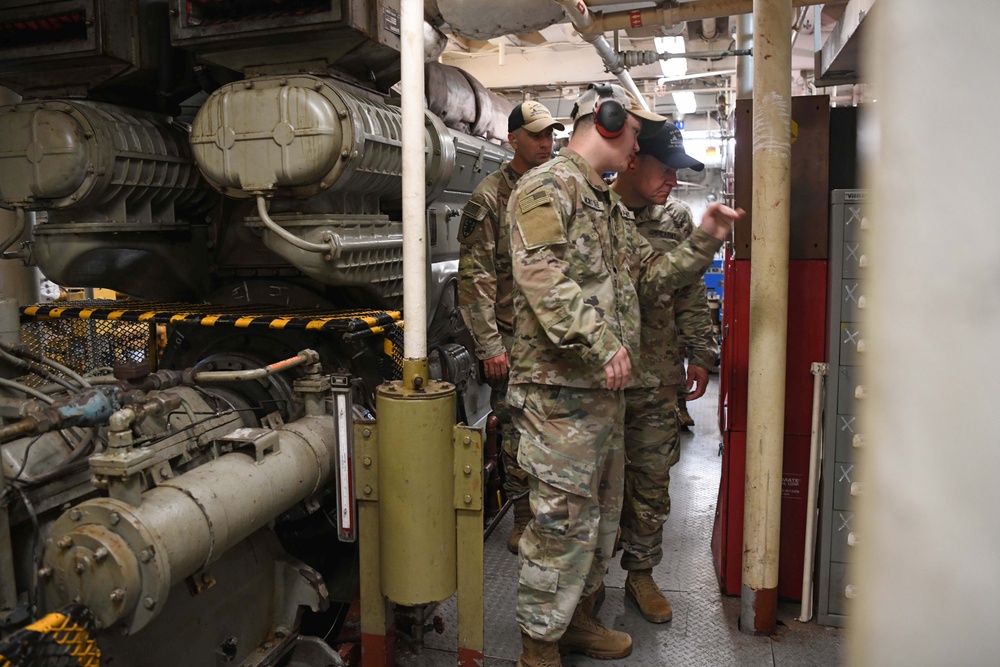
[376,380,457,605]
[0,100,208,215]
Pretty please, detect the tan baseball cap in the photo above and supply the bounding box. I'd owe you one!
[508,101,565,133]
[571,83,666,138]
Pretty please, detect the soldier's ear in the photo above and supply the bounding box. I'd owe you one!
[508,132,517,147]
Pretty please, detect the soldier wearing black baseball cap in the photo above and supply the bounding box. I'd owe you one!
[637,122,705,172]
[609,121,725,626]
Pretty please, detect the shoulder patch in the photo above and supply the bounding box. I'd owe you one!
[581,195,602,211]
[457,200,489,242]
[458,214,481,242]
[514,200,567,250]
[464,199,488,221]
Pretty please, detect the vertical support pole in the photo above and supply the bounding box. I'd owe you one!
[356,423,393,667]
[399,0,428,390]
[455,427,484,667]
[741,0,792,635]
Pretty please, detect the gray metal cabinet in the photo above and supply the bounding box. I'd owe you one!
[817,189,868,627]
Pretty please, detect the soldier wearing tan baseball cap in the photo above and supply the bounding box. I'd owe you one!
[508,100,565,134]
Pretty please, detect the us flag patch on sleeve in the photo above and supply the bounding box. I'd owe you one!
[518,190,550,214]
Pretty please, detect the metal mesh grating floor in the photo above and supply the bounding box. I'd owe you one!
[397,378,845,666]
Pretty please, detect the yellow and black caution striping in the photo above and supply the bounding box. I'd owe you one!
[0,605,100,667]
[21,300,403,340]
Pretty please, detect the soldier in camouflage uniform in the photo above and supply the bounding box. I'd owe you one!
[506,84,741,667]
[457,102,565,553]
[611,124,719,623]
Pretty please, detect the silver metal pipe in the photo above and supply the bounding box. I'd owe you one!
[800,361,828,622]
[193,349,319,384]
[255,197,334,255]
[621,49,752,68]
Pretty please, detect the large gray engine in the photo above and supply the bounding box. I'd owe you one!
[0,1,511,664]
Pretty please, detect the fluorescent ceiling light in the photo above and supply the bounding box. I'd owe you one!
[672,91,697,116]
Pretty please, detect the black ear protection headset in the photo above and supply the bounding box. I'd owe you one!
[591,83,627,139]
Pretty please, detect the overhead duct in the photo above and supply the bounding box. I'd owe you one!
[432,0,566,40]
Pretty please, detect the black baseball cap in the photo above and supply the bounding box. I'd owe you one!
[638,123,704,171]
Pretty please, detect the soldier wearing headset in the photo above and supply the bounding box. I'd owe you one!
[505,83,742,667]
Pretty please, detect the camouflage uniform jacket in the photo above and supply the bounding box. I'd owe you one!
[506,149,722,389]
[457,163,519,360]
[632,200,720,388]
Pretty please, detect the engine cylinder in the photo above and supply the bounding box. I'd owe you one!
[0,100,208,216]
[191,75,408,199]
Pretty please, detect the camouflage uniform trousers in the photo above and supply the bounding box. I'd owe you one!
[510,384,625,641]
[491,333,528,501]
[620,384,681,571]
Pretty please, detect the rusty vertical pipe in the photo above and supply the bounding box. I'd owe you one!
[741,0,792,635]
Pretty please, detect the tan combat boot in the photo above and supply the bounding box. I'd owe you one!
[519,631,563,667]
[558,590,632,659]
[625,569,673,623]
[507,497,532,554]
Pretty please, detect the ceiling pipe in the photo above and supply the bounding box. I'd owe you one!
[551,0,651,111]
[578,0,846,35]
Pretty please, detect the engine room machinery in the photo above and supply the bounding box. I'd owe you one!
[0,1,513,665]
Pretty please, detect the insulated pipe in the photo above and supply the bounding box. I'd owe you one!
[401,0,429,385]
[799,362,828,622]
[552,0,650,111]
[741,0,792,636]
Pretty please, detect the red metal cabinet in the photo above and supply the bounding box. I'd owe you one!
[712,258,829,600]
